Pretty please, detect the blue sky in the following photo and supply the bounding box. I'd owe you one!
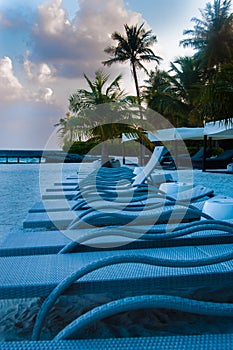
[0,0,223,149]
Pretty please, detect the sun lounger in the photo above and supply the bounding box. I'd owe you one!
[1,334,233,350]
[2,220,233,256]
[42,166,135,198]
[41,146,165,200]
[1,241,233,346]
[42,191,77,200]
[0,230,71,256]
[177,147,212,167]
[24,184,216,229]
[23,200,206,229]
[1,243,233,300]
[29,184,214,215]
[193,149,233,170]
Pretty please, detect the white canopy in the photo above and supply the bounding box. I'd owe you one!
[122,127,204,142]
[204,118,233,139]
[147,127,204,141]
[122,119,233,143]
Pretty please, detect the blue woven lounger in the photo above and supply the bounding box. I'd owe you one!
[25,186,215,230]
[23,202,204,229]
[42,168,135,199]
[2,221,233,256]
[1,243,233,299]
[45,170,172,194]
[46,167,136,191]
[41,147,165,200]
[1,334,233,350]
[29,184,213,213]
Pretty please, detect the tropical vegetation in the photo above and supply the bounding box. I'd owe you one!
[57,0,233,156]
[57,69,148,163]
[103,23,161,105]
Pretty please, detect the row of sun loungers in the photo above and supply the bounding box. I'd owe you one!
[1,146,233,348]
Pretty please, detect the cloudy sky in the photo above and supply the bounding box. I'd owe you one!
[0,0,211,149]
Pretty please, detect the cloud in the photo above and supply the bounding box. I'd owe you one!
[38,63,54,83]
[0,55,55,104]
[0,56,24,100]
[35,0,70,35]
[29,0,145,78]
[24,53,55,83]
[33,87,54,103]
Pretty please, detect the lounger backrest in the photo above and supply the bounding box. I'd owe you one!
[132,146,164,186]
[191,147,212,160]
[213,149,233,160]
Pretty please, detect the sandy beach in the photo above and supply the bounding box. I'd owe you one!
[0,162,233,341]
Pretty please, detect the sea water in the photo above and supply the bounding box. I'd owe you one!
[0,163,80,241]
[0,163,233,340]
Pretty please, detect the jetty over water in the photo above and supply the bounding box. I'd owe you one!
[0,150,86,163]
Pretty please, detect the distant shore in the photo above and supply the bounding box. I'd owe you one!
[0,150,100,163]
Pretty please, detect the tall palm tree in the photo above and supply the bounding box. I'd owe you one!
[180,0,233,124]
[103,23,162,105]
[180,0,233,71]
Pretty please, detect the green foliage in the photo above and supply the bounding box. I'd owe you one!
[211,147,224,156]
[103,23,161,100]
[57,10,232,155]
[180,0,233,71]
[63,139,142,156]
[198,62,233,121]
[144,0,233,126]
[143,57,204,126]
[63,140,100,154]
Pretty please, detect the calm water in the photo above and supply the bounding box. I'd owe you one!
[0,163,84,241]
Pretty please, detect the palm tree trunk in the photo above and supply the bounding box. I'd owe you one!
[131,62,144,165]
[131,62,141,105]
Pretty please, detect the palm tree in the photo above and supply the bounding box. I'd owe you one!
[57,69,143,164]
[103,23,162,106]
[168,56,204,125]
[180,0,233,71]
[180,0,233,124]
[69,69,125,112]
[55,113,82,150]
[143,69,180,125]
[143,57,203,126]
[169,57,202,104]
[198,61,233,121]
